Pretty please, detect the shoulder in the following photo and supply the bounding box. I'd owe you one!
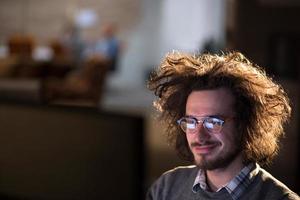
[146,165,198,200]
[161,165,198,180]
[254,167,300,200]
[153,165,198,188]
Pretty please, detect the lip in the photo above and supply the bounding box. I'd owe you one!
[192,143,218,155]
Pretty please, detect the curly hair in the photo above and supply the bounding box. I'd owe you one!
[148,51,291,165]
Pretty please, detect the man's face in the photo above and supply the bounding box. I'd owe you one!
[185,88,242,170]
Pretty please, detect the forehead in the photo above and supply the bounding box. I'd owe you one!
[186,88,235,116]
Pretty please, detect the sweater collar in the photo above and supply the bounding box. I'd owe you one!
[192,163,259,200]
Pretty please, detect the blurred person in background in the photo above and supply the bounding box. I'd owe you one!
[84,22,121,72]
[60,22,85,66]
[146,51,299,200]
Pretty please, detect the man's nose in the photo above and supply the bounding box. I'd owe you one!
[195,123,211,140]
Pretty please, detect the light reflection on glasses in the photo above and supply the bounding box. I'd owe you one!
[177,116,233,134]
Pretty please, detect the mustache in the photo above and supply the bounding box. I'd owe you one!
[191,141,218,147]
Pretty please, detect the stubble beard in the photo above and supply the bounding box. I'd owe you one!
[194,142,242,170]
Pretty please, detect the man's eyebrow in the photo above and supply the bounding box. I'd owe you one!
[208,114,225,118]
[185,114,225,118]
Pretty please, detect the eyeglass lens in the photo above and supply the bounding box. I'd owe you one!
[178,117,223,133]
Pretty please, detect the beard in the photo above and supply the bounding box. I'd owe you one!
[192,139,242,170]
[196,146,241,170]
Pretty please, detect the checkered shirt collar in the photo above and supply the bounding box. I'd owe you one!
[192,163,259,200]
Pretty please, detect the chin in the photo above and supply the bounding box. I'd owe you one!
[194,156,216,170]
[195,151,242,170]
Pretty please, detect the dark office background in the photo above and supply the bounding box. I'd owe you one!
[0,0,298,199]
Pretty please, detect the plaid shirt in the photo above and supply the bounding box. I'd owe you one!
[192,163,259,200]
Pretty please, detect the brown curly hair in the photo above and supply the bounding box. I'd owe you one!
[148,51,291,165]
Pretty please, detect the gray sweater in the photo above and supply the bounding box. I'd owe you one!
[146,166,300,200]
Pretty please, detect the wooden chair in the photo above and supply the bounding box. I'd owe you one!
[42,57,108,106]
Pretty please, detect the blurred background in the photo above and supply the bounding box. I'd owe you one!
[0,0,299,199]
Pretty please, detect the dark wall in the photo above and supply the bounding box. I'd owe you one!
[232,1,300,78]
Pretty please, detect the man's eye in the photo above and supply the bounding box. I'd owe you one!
[187,123,196,129]
[204,122,214,129]
[208,118,222,124]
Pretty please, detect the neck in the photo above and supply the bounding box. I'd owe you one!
[206,153,244,192]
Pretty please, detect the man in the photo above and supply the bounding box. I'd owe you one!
[146,51,299,200]
[84,23,120,72]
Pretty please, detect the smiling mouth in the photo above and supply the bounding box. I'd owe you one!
[191,142,219,155]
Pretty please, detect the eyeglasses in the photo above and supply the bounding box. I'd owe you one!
[177,116,233,134]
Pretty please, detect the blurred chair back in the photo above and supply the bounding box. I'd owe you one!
[81,57,108,102]
[42,57,108,106]
[7,34,35,58]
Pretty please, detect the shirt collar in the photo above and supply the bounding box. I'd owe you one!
[192,163,259,200]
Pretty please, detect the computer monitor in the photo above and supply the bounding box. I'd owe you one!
[0,103,145,200]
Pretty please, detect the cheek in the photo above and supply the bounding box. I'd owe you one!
[185,133,200,146]
[223,123,237,138]
[185,134,193,144]
[216,129,236,146]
